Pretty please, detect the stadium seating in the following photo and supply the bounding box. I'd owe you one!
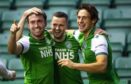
[0,0,12,11]
[127,32,131,57]
[47,0,79,9]
[119,79,129,84]
[115,0,131,8]
[68,9,77,29]
[1,10,24,31]
[8,58,24,79]
[115,57,131,78]
[0,31,10,54]
[0,58,7,80]
[0,58,7,67]
[14,0,47,10]
[81,0,111,9]
[107,31,126,62]
[0,11,3,32]
[0,79,24,84]
[44,8,70,29]
[103,8,131,33]
[0,54,16,61]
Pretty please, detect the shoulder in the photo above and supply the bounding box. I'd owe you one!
[18,35,30,43]
[92,34,107,43]
[91,34,108,55]
[73,30,81,40]
[17,35,30,54]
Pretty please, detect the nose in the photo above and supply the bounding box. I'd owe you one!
[79,18,83,23]
[56,25,60,30]
[34,22,38,28]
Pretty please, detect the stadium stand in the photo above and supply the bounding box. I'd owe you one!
[0,58,7,67]
[0,58,7,80]
[14,0,47,10]
[115,0,131,8]
[68,9,77,29]
[8,58,24,79]
[119,79,129,84]
[115,57,131,78]
[44,8,70,29]
[127,32,131,57]
[0,31,10,54]
[81,0,111,9]
[0,0,12,11]
[47,0,80,9]
[107,31,126,62]
[0,79,24,84]
[0,11,3,33]
[0,54,16,61]
[1,10,24,31]
[103,8,131,33]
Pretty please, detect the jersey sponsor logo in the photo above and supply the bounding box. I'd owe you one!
[39,46,53,58]
[55,48,74,60]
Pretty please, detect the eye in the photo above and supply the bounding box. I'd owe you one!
[30,21,35,24]
[53,24,57,27]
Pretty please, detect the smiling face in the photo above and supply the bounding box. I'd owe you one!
[27,14,46,39]
[77,9,95,34]
[51,16,67,40]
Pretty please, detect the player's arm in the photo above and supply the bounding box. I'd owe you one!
[8,22,23,55]
[66,29,75,34]
[58,55,107,73]
[15,14,26,41]
[66,28,108,36]
[58,35,108,73]
[16,7,43,41]
[95,28,108,37]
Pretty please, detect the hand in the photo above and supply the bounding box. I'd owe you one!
[58,59,75,69]
[23,7,43,18]
[10,21,20,34]
[95,28,108,36]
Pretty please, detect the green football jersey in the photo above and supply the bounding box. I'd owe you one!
[74,29,119,84]
[52,33,83,84]
[18,31,54,84]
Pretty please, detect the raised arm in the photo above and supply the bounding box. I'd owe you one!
[8,21,22,55]
[8,7,43,55]
[16,7,43,41]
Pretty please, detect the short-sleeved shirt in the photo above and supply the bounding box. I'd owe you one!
[52,33,83,84]
[74,29,119,84]
[18,31,54,84]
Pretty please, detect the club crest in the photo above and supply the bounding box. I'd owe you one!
[65,41,72,49]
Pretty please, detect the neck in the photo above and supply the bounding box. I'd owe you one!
[52,34,66,42]
[31,34,44,40]
[83,27,93,39]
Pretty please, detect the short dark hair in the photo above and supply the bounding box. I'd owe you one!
[53,12,68,22]
[77,4,99,24]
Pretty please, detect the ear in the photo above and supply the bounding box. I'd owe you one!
[92,19,97,25]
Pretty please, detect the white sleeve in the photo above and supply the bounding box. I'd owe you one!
[17,36,30,54]
[91,34,108,56]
